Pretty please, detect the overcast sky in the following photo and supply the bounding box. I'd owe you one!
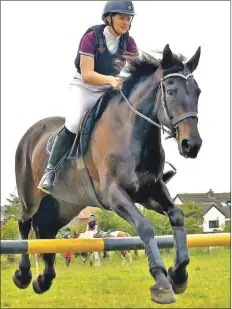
[1,1,230,206]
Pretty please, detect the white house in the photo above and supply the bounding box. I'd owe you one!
[173,189,231,233]
[202,204,229,232]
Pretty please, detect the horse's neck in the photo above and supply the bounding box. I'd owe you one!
[115,79,162,156]
[118,77,164,174]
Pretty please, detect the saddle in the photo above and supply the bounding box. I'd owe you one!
[93,229,112,238]
[47,91,113,159]
[45,91,115,209]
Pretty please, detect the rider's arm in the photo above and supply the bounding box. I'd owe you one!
[80,55,114,86]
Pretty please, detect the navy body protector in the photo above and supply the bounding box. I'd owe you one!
[74,24,129,76]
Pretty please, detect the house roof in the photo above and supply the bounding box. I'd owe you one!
[174,190,231,208]
[173,190,231,218]
[204,203,231,218]
[77,207,99,220]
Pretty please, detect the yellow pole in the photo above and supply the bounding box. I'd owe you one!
[28,238,104,254]
[187,233,231,248]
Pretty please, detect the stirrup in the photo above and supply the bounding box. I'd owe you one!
[37,170,56,194]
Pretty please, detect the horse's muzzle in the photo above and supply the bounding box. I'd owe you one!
[180,138,202,158]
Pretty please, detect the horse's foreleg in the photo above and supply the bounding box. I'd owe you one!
[94,252,101,268]
[152,181,189,294]
[120,252,126,266]
[102,181,176,304]
[89,252,92,266]
[126,251,132,264]
[13,219,32,289]
[109,251,112,263]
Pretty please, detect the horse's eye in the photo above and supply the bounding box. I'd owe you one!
[167,89,176,96]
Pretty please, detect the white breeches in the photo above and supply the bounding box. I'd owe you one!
[65,77,110,134]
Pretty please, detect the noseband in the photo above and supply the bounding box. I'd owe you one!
[120,72,198,139]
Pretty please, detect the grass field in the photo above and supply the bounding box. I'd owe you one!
[1,247,230,308]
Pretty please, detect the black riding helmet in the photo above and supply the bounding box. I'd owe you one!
[102,1,135,35]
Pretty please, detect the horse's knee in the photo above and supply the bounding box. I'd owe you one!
[137,220,154,242]
[168,206,184,227]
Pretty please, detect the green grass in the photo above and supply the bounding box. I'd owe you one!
[1,248,230,308]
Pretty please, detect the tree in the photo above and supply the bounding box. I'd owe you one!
[181,201,204,234]
[141,208,172,236]
[3,193,20,221]
[1,218,19,240]
[97,209,136,235]
[76,221,87,233]
[223,221,231,232]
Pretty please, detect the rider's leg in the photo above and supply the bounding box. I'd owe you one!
[38,126,76,194]
[38,83,105,194]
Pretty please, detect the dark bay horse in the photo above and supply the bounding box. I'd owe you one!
[14,44,202,304]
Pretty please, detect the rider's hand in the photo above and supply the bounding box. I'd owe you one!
[110,76,123,90]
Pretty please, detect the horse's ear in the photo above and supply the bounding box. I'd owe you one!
[186,46,201,72]
[161,44,173,68]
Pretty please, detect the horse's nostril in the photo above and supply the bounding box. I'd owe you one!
[181,139,191,152]
[181,138,202,157]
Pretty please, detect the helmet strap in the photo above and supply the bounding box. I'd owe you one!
[109,13,121,36]
[128,16,133,30]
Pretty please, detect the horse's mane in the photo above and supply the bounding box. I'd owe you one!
[118,50,186,104]
[120,50,186,82]
[120,51,160,81]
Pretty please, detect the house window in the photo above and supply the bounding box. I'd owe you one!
[209,220,219,229]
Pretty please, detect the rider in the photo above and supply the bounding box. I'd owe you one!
[62,227,72,266]
[62,227,71,239]
[38,0,138,194]
[86,214,98,234]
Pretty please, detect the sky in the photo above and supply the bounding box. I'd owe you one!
[1,1,231,206]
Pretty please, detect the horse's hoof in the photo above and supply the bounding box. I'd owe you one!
[167,273,188,294]
[32,275,52,294]
[150,285,176,304]
[167,267,188,294]
[13,269,32,289]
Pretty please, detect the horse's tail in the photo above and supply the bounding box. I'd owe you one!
[29,222,41,274]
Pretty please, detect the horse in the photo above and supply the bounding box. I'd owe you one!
[75,231,101,267]
[95,230,133,265]
[14,44,202,304]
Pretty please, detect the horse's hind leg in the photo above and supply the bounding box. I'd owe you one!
[152,182,189,294]
[31,195,63,294]
[13,219,33,289]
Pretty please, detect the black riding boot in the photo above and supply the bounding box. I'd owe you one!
[38,127,76,194]
[162,170,176,184]
[162,161,177,184]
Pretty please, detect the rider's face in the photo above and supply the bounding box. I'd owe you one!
[107,14,132,35]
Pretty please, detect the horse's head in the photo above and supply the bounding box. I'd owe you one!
[156,44,202,158]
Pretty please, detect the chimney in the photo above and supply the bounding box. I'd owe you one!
[208,189,214,198]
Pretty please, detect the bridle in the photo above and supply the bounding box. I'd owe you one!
[119,72,198,140]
